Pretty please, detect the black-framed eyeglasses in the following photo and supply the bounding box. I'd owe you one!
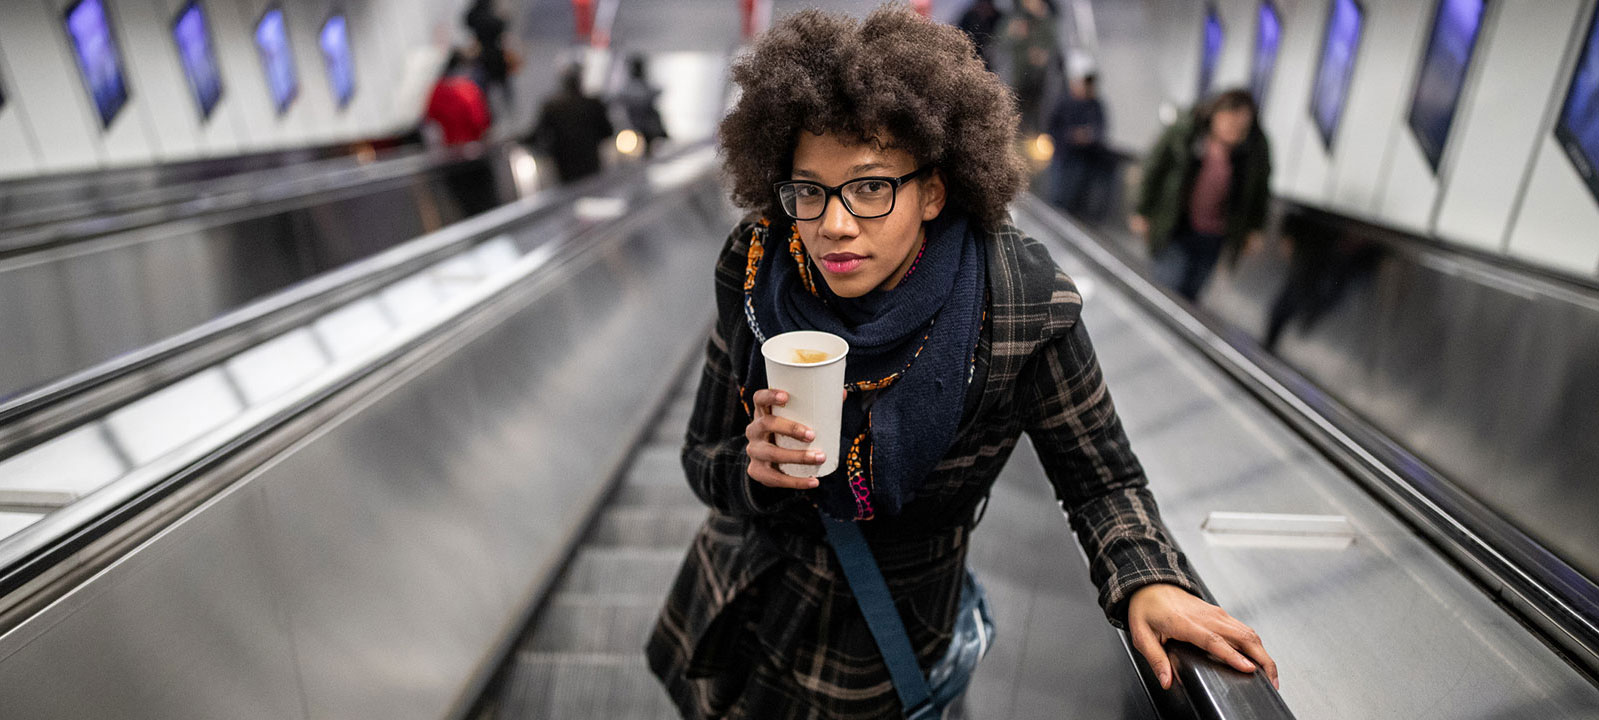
[773,165,932,221]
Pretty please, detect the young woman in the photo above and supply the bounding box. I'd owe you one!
[647,8,1277,718]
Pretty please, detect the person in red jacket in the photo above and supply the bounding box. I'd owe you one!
[426,51,498,217]
[426,51,492,146]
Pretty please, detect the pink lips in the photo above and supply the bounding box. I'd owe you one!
[820,252,866,274]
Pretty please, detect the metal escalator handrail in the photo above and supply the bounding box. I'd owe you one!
[1017,191,1599,699]
[0,145,486,258]
[0,154,637,461]
[0,148,719,614]
[0,144,485,255]
[1016,195,1298,719]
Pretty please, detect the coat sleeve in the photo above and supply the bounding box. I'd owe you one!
[1134,123,1181,219]
[679,221,802,517]
[1018,306,1203,626]
[1244,134,1273,232]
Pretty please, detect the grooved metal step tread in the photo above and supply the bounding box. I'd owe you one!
[526,598,663,653]
[493,651,675,720]
[554,547,685,596]
[623,445,694,486]
[587,505,708,547]
[612,482,702,508]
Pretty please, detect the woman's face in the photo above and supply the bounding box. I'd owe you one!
[789,131,946,298]
[1210,107,1254,147]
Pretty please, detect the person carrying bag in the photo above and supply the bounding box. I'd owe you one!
[647,8,1279,718]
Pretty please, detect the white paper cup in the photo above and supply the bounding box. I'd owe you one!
[760,330,849,477]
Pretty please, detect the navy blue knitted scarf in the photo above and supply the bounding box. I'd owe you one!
[743,212,986,520]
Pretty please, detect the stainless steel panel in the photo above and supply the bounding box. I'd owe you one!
[1015,204,1599,718]
[0,159,508,403]
[263,189,729,720]
[0,169,734,719]
[1198,222,1599,584]
[0,483,304,720]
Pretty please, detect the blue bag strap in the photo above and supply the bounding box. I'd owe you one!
[818,510,938,720]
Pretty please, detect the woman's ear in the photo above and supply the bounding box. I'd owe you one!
[919,168,947,221]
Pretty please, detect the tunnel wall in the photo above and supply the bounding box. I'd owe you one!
[0,0,478,179]
[1094,0,1599,280]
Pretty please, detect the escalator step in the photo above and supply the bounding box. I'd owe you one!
[612,482,699,508]
[555,547,684,596]
[495,651,675,720]
[526,594,663,653]
[588,505,707,547]
[624,445,691,486]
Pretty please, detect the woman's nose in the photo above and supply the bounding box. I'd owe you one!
[820,194,858,238]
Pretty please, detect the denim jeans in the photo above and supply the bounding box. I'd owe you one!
[1152,229,1226,301]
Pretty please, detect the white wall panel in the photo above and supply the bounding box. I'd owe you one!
[0,1,103,173]
[1326,0,1430,216]
[1433,0,1588,252]
[1376,123,1439,233]
[47,0,164,168]
[338,3,388,141]
[156,0,246,157]
[1159,1,1207,109]
[1093,0,1170,151]
[212,0,281,152]
[1263,0,1325,200]
[1213,0,1257,92]
[0,54,45,179]
[1505,136,1599,276]
[118,0,205,163]
[284,2,340,146]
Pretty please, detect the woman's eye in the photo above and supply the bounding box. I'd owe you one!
[793,185,823,198]
[855,181,889,195]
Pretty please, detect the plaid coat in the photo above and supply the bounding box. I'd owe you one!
[646,216,1201,719]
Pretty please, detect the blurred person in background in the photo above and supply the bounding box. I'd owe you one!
[1263,208,1379,352]
[617,55,669,159]
[956,0,1003,70]
[1000,0,1058,135]
[525,65,614,184]
[464,0,521,112]
[425,50,498,217]
[1130,88,1271,301]
[1046,56,1108,221]
[424,51,491,146]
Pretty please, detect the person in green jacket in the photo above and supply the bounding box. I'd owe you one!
[1130,89,1271,301]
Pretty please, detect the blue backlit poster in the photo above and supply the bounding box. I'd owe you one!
[1556,7,1599,202]
[255,6,298,115]
[173,1,224,121]
[1251,1,1282,104]
[64,0,130,129]
[1310,0,1364,149]
[1407,0,1487,171]
[1198,6,1224,100]
[319,14,355,109]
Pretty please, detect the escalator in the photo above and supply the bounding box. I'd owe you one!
[0,138,1593,718]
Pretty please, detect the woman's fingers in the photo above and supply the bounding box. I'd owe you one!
[743,414,814,444]
[750,389,787,413]
[747,438,825,469]
[1224,623,1279,689]
[1193,626,1257,676]
[748,391,813,440]
[1129,620,1174,690]
[747,461,822,490]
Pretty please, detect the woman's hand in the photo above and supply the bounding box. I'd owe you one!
[1126,583,1279,691]
[744,389,825,490]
